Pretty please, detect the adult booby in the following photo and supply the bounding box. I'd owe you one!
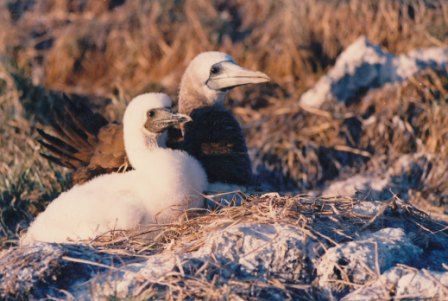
[37,52,270,185]
[22,93,207,244]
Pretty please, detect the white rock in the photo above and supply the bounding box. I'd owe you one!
[322,174,390,199]
[95,223,316,298]
[343,266,448,301]
[316,228,422,291]
[197,223,311,278]
[300,36,448,108]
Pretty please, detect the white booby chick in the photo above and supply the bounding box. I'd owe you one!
[22,93,207,244]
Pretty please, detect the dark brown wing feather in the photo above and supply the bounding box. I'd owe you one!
[52,94,108,147]
[40,152,77,169]
[38,94,129,184]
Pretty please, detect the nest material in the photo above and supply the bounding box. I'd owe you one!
[90,194,448,300]
[87,192,445,259]
[89,194,361,255]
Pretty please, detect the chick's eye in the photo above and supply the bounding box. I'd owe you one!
[147,110,155,118]
[210,65,221,75]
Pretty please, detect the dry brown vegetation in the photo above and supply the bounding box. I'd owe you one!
[1,0,447,96]
[0,0,448,244]
[246,70,448,190]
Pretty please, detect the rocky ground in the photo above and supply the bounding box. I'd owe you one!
[1,194,447,300]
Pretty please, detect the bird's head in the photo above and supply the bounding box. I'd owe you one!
[179,51,270,114]
[123,93,191,149]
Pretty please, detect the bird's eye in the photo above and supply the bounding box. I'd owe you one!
[210,65,221,75]
[147,110,155,118]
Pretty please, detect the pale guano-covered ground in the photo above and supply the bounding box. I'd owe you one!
[1,193,448,300]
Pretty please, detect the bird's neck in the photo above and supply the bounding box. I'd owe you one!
[178,75,227,115]
[124,130,167,169]
[178,81,207,115]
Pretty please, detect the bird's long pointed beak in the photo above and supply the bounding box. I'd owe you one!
[206,62,270,91]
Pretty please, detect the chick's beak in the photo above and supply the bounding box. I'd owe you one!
[171,113,192,125]
[147,111,192,132]
[206,61,270,91]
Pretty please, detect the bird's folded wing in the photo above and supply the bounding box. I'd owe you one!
[37,94,128,184]
[181,107,253,185]
[89,123,128,170]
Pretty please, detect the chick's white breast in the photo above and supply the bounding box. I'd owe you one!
[135,149,208,211]
[143,149,207,190]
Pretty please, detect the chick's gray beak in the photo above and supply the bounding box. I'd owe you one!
[145,111,192,133]
[156,112,192,128]
[172,113,192,125]
[206,62,270,91]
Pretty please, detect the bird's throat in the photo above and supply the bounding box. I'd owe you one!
[144,131,167,150]
[144,136,158,150]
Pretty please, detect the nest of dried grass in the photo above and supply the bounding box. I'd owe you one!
[86,193,448,299]
[87,191,443,258]
[1,193,447,300]
[84,193,360,255]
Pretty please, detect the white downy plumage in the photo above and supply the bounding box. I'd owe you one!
[22,93,207,244]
